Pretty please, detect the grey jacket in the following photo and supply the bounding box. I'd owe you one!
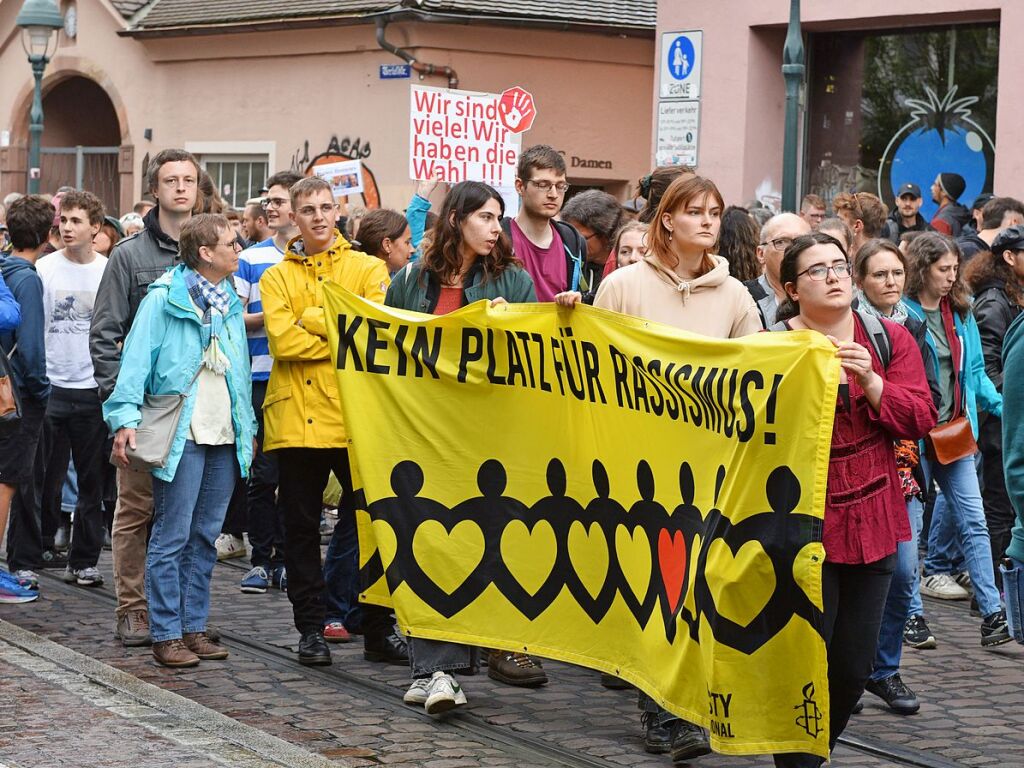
[89,206,182,399]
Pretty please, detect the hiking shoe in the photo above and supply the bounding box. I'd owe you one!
[903,615,936,649]
[240,566,270,593]
[981,610,1012,647]
[215,533,246,560]
[63,566,103,587]
[12,570,39,590]
[152,639,200,668]
[424,670,467,715]
[40,549,68,568]
[404,677,431,705]
[323,621,352,643]
[865,673,919,715]
[116,610,152,647]
[669,720,712,763]
[920,573,969,600]
[53,524,70,552]
[954,571,973,593]
[183,631,229,660]
[271,564,287,592]
[487,650,548,687]
[0,570,38,603]
[641,711,672,754]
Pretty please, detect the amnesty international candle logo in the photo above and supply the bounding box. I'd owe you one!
[324,285,839,759]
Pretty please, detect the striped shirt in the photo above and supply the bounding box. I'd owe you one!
[234,237,285,382]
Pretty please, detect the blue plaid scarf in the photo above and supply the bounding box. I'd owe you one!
[185,270,232,374]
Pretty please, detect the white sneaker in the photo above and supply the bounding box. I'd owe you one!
[404,677,431,705]
[920,573,970,600]
[423,671,467,714]
[954,571,973,593]
[215,534,246,561]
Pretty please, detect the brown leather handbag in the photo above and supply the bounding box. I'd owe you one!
[925,415,978,465]
[0,342,21,431]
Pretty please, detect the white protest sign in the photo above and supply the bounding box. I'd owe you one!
[409,85,536,188]
[659,31,702,100]
[314,159,364,196]
[656,100,700,167]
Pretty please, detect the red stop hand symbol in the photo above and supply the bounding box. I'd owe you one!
[498,87,537,134]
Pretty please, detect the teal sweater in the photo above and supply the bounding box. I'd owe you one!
[1002,313,1024,564]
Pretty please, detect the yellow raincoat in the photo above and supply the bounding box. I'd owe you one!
[260,230,389,450]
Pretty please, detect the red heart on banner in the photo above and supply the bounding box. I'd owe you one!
[658,529,687,613]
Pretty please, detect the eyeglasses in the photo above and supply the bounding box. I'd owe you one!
[804,212,826,223]
[262,197,289,209]
[296,204,336,217]
[868,269,905,281]
[797,261,852,281]
[760,237,794,251]
[209,239,240,250]
[526,179,569,193]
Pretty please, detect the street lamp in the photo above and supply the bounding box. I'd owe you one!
[16,0,63,195]
[781,0,805,213]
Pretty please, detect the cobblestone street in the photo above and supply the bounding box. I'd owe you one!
[1,550,1020,767]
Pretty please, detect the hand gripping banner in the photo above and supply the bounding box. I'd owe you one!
[324,285,839,758]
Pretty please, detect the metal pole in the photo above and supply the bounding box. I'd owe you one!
[781,0,805,213]
[75,145,84,189]
[27,54,47,195]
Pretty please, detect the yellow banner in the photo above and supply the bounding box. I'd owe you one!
[324,284,839,758]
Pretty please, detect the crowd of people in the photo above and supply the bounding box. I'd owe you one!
[1,146,1023,767]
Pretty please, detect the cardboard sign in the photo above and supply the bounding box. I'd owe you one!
[314,159,364,197]
[409,85,536,187]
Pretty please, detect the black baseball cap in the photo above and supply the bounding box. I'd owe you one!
[896,183,922,199]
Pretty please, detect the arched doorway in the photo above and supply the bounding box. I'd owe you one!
[39,76,122,213]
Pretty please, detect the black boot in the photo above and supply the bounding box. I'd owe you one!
[298,630,331,666]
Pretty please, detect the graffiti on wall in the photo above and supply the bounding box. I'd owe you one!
[288,135,380,209]
[878,87,994,221]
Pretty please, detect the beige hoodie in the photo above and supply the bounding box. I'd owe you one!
[593,254,761,339]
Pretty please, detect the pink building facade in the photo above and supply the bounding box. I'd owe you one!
[0,1,655,215]
[655,1,1020,214]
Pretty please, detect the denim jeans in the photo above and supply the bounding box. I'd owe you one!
[774,555,895,768]
[148,441,238,643]
[871,498,922,681]
[907,497,925,618]
[1002,558,1024,643]
[408,637,476,678]
[921,455,1002,617]
[323,498,362,631]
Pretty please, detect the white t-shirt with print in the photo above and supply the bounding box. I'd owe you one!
[36,250,108,389]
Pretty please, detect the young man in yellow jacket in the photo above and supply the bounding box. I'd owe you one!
[260,176,396,665]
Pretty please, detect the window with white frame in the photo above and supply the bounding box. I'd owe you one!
[201,155,269,208]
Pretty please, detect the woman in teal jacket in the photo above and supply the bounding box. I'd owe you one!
[903,232,1009,646]
[999,312,1024,642]
[104,214,256,668]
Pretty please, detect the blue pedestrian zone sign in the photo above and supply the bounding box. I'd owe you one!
[668,37,695,81]
[660,31,702,100]
[380,64,411,79]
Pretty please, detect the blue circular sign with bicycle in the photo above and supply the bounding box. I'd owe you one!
[668,36,696,81]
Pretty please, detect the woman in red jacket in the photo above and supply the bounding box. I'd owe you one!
[772,232,936,767]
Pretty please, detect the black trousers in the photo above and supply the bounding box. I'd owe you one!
[5,398,47,571]
[276,446,355,634]
[774,554,895,768]
[221,475,247,538]
[247,380,284,568]
[38,387,107,568]
[979,414,1014,585]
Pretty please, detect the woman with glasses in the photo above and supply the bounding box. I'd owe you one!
[772,232,935,767]
[105,213,256,669]
[853,238,940,714]
[902,232,1010,647]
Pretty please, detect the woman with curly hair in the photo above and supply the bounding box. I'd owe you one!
[903,231,1009,647]
[963,225,1024,581]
